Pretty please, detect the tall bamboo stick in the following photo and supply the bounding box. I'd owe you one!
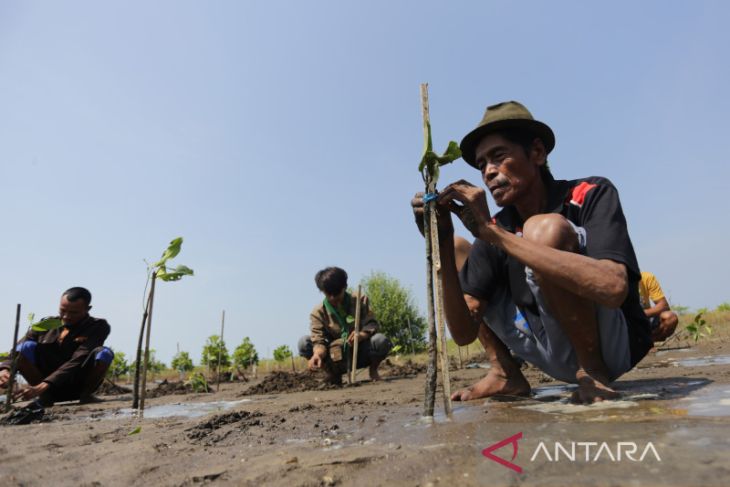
[421,84,438,417]
[217,310,225,392]
[4,304,21,412]
[350,285,362,383]
[132,290,152,408]
[431,219,453,414]
[139,272,157,411]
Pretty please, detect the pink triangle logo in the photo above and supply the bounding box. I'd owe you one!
[481,432,523,473]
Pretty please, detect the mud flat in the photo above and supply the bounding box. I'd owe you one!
[2,339,730,486]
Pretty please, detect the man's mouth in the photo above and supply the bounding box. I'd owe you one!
[489,183,508,197]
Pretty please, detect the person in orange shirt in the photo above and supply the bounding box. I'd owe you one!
[638,271,678,342]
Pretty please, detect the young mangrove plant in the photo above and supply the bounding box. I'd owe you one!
[132,237,194,410]
[419,83,461,418]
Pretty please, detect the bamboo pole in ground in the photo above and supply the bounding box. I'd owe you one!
[216,310,225,392]
[421,84,438,417]
[350,285,363,383]
[132,290,152,409]
[139,272,157,412]
[4,304,21,412]
[430,185,453,416]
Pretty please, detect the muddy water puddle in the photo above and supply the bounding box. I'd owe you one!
[670,384,730,417]
[675,354,730,367]
[104,399,253,420]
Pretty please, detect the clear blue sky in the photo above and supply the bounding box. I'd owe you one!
[1,1,728,364]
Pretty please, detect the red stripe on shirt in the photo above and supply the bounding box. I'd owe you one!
[569,182,597,207]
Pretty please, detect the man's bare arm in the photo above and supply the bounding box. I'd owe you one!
[644,297,670,318]
[483,225,628,308]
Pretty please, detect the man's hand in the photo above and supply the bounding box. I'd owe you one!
[411,192,455,239]
[438,180,492,239]
[307,352,323,370]
[347,330,370,346]
[13,381,49,401]
[0,369,9,389]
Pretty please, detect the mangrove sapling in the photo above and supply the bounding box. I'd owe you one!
[273,345,294,372]
[419,83,462,417]
[132,237,194,411]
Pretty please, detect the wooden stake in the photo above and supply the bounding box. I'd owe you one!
[4,304,21,412]
[217,310,225,392]
[132,287,153,409]
[431,186,453,416]
[350,285,362,384]
[139,271,157,412]
[421,83,438,417]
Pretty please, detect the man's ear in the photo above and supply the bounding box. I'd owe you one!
[531,138,547,167]
[87,305,93,311]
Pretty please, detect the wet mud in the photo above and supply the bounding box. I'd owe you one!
[146,379,213,398]
[3,334,730,486]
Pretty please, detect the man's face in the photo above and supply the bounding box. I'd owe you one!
[474,134,545,207]
[325,288,346,308]
[59,295,90,326]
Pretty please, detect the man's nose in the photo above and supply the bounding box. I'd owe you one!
[483,163,498,182]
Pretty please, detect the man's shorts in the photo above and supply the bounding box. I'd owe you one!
[482,222,632,384]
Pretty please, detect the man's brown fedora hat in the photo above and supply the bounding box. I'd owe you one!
[459,101,555,168]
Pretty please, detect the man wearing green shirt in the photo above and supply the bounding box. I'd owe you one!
[299,267,392,384]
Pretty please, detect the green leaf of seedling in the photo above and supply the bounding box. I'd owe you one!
[419,141,461,184]
[128,426,142,435]
[31,318,64,332]
[153,237,183,267]
[157,264,194,282]
[435,141,462,165]
[346,315,355,325]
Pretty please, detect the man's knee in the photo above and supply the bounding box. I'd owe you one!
[661,311,679,328]
[523,214,579,252]
[95,347,114,366]
[369,333,392,359]
[298,335,314,359]
[16,341,38,365]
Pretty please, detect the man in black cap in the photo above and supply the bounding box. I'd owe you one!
[412,101,652,403]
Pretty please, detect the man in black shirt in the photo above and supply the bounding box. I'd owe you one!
[0,287,113,408]
[412,101,651,403]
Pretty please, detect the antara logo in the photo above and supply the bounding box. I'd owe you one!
[482,432,661,473]
[481,432,523,473]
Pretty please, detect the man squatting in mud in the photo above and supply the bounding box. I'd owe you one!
[299,267,392,384]
[412,101,652,403]
[0,287,113,409]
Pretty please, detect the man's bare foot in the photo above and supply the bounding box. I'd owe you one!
[571,369,620,404]
[451,368,531,401]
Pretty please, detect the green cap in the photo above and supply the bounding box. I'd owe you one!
[459,101,555,168]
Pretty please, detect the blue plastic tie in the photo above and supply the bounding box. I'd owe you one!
[423,192,438,203]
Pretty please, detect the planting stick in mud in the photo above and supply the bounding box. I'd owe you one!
[217,310,225,392]
[139,272,157,412]
[430,183,453,415]
[351,285,362,383]
[418,83,460,417]
[132,292,152,409]
[4,304,21,412]
[421,85,438,417]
